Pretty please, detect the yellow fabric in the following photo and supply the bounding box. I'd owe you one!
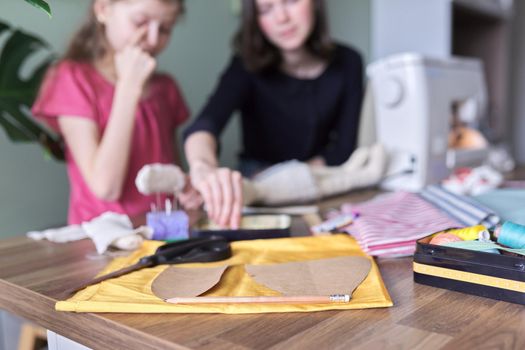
[56,235,393,314]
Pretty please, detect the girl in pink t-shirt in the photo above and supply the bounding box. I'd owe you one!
[32,0,200,224]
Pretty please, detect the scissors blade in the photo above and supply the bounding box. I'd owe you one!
[66,260,153,295]
[65,237,231,296]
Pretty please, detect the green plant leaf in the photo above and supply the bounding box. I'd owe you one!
[0,22,8,34]
[0,20,64,160]
[23,0,52,17]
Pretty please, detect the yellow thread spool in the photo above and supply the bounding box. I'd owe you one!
[447,225,489,241]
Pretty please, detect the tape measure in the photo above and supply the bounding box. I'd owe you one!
[413,262,525,293]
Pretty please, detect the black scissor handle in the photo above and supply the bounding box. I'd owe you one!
[166,239,232,264]
[139,236,231,266]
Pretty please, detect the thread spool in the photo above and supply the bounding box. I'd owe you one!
[446,225,490,241]
[497,221,525,249]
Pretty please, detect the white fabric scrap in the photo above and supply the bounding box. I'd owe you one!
[442,165,503,196]
[27,212,153,254]
[82,212,153,254]
[27,225,87,243]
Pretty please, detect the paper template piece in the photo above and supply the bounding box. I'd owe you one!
[152,265,228,300]
[246,256,371,296]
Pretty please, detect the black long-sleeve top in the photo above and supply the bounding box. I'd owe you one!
[183,43,363,166]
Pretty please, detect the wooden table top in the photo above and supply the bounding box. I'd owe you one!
[1,190,525,350]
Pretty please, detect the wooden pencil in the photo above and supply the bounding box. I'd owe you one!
[165,294,351,304]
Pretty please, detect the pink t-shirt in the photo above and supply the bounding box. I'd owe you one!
[32,60,189,224]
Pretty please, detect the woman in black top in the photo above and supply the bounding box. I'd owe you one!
[184,0,363,228]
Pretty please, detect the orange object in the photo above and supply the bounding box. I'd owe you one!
[430,233,464,245]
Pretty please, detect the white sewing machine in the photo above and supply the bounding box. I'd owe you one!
[367,53,489,191]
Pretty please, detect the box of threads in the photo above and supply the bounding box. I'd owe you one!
[413,221,525,305]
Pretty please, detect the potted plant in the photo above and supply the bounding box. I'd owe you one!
[0,0,64,159]
[24,0,51,17]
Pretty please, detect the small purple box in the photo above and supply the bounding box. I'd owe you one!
[147,210,189,241]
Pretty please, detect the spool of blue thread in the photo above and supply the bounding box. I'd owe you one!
[497,221,525,249]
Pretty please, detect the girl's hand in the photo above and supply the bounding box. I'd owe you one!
[114,27,156,89]
[190,164,243,229]
[307,156,326,168]
[178,176,204,210]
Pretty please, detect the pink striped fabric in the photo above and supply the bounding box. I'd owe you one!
[336,192,461,257]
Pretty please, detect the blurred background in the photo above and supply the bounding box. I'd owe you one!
[1,0,524,237]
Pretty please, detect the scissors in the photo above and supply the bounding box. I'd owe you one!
[67,236,232,295]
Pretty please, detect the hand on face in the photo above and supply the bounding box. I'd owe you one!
[114,26,156,88]
[97,0,180,86]
[190,165,243,229]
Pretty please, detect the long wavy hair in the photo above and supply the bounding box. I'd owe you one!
[63,0,185,63]
[233,0,334,72]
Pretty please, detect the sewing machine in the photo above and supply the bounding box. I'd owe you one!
[367,53,489,191]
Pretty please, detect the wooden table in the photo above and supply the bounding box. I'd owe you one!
[2,190,525,350]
